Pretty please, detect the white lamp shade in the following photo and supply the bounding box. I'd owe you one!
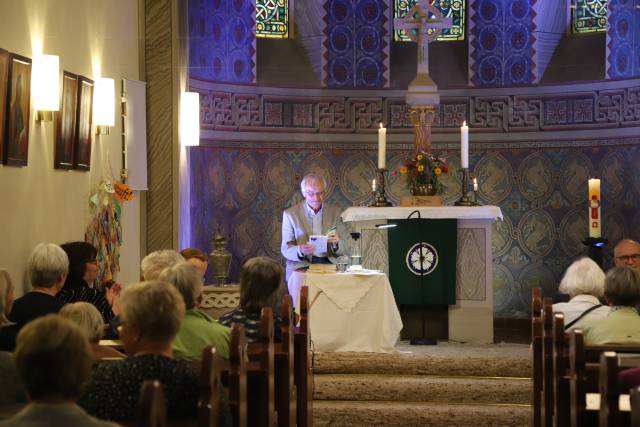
[180,91,200,147]
[32,54,60,111]
[93,77,115,126]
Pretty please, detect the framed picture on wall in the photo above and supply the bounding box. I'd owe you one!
[73,75,93,171]
[54,71,78,169]
[3,53,31,166]
[0,49,10,163]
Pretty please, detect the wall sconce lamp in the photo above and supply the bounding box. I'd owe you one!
[32,54,60,122]
[180,91,200,147]
[93,77,115,135]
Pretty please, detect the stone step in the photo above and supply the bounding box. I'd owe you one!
[314,374,531,405]
[313,400,531,427]
[314,347,531,378]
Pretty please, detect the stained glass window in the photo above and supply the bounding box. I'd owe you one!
[394,0,465,42]
[256,0,289,38]
[572,0,607,33]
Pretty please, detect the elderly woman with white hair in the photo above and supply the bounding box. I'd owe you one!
[59,302,124,361]
[159,262,230,361]
[553,257,610,331]
[79,280,199,421]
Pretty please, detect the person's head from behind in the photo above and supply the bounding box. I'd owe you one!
[0,269,14,325]
[558,257,605,298]
[27,243,69,293]
[239,257,283,313]
[59,302,105,344]
[604,266,640,307]
[179,248,208,278]
[614,239,640,271]
[14,314,92,402]
[60,241,99,286]
[117,280,185,355]
[140,250,185,280]
[159,262,203,310]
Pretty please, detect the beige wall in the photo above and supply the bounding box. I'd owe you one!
[0,0,142,294]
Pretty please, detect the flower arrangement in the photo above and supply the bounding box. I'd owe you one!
[396,151,449,196]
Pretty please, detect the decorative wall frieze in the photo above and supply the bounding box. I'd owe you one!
[191,78,640,133]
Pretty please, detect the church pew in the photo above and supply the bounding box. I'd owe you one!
[246,307,276,427]
[569,330,640,427]
[197,346,222,427]
[294,286,313,427]
[541,297,554,427]
[552,313,571,427]
[631,386,640,427]
[134,380,167,427]
[228,323,248,427]
[531,287,543,427]
[275,294,296,427]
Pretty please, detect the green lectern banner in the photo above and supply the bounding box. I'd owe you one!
[387,218,457,305]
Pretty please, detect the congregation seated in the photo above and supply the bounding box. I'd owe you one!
[0,315,118,427]
[582,266,640,345]
[179,248,209,279]
[218,257,282,343]
[159,262,230,361]
[78,280,199,421]
[0,269,19,352]
[7,244,67,351]
[56,242,118,324]
[552,257,609,331]
[59,302,125,361]
[140,249,185,280]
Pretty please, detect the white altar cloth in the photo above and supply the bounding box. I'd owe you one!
[288,271,403,353]
[340,206,503,222]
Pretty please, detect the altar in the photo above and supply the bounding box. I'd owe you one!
[341,206,502,344]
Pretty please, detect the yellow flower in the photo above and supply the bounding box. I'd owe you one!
[417,165,425,172]
[416,154,424,160]
[434,167,442,175]
[399,166,408,174]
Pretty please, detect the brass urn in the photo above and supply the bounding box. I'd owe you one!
[209,231,232,286]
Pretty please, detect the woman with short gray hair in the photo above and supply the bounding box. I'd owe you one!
[79,280,199,421]
[59,302,124,361]
[8,244,68,345]
[159,262,230,361]
[583,266,640,345]
[553,257,610,331]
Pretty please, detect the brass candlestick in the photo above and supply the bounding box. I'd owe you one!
[370,168,393,207]
[454,168,478,206]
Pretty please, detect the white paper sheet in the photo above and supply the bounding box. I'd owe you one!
[309,235,328,256]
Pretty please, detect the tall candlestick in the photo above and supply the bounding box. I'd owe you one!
[588,178,601,238]
[460,121,469,168]
[378,123,387,169]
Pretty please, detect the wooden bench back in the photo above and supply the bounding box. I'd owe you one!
[294,285,313,427]
[197,346,222,427]
[531,287,543,427]
[228,323,248,427]
[246,307,276,427]
[541,297,554,427]
[275,294,296,427]
[136,380,167,427]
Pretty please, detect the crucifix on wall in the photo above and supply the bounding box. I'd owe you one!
[394,0,452,153]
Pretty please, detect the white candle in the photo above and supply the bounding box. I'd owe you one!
[588,178,601,238]
[473,177,478,192]
[372,179,377,192]
[378,123,386,169]
[461,121,469,168]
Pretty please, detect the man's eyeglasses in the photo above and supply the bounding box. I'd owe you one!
[304,190,325,197]
[615,254,640,262]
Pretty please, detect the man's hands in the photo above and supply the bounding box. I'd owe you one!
[299,243,316,256]
[327,231,340,244]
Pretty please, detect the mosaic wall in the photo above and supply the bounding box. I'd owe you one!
[187,138,640,318]
[607,0,640,79]
[322,0,390,87]
[469,0,537,87]
[188,0,256,83]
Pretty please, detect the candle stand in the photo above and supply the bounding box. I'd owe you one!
[454,168,478,206]
[370,168,393,207]
[582,237,608,269]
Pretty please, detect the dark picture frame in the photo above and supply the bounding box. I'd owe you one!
[0,49,10,163]
[73,75,93,170]
[3,53,31,166]
[54,71,78,169]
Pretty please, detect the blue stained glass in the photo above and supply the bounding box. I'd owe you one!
[395,0,466,42]
[572,0,607,33]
